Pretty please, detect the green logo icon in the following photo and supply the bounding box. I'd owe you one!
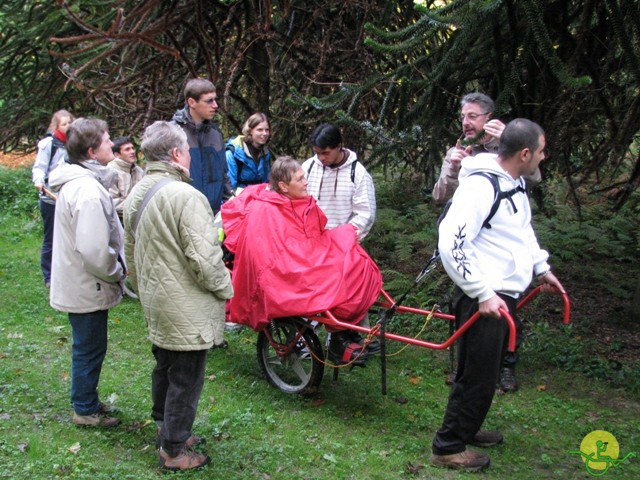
[569,430,636,476]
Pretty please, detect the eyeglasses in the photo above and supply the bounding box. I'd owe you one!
[459,112,489,122]
[199,98,217,105]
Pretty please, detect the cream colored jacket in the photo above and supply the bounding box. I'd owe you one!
[108,157,144,215]
[48,162,125,313]
[123,162,233,350]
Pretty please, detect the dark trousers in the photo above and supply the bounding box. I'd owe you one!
[151,345,208,457]
[69,310,109,415]
[39,199,56,283]
[432,288,518,455]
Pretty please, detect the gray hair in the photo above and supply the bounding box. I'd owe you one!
[140,121,188,163]
[269,156,301,193]
[460,92,495,114]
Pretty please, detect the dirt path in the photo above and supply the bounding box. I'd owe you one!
[0,152,35,169]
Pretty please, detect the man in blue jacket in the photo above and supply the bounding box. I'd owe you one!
[172,78,232,214]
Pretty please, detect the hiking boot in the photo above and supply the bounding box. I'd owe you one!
[97,402,118,414]
[158,447,211,471]
[155,427,204,449]
[431,449,490,471]
[328,330,368,366]
[72,412,121,428]
[498,367,518,392]
[470,430,503,447]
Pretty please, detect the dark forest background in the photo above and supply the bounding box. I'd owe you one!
[1,0,638,312]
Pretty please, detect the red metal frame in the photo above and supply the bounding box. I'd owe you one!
[297,285,571,353]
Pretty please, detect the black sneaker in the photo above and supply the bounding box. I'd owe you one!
[365,339,381,355]
[348,331,381,355]
[498,367,518,392]
[328,331,368,366]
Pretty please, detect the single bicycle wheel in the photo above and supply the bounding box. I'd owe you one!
[257,317,324,394]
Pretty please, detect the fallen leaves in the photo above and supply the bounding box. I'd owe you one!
[322,453,337,464]
[406,461,425,474]
[68,442,81,454]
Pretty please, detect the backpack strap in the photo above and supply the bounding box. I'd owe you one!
[307,160,358,183]
[131,178,175,234]
[235,157,244,184]
[227,144,247,183]
[471,172,526,229]
[43,135,64,183]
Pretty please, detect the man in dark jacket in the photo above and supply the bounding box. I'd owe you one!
[172,78,232,214]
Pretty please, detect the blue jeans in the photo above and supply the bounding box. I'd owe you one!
[39,199,55,284]
[69,310,109,415]
[151,345,207,457]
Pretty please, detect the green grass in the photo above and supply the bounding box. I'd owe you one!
[1,167,639,479]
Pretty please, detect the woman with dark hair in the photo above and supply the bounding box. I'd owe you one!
[221,156,382,365]
[302,123,376,241]
[225,112,272,191]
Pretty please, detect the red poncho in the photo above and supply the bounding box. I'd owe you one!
[221,185,382,331]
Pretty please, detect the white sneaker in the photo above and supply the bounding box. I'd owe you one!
[225,322,243,332]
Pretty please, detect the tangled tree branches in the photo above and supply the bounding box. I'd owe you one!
[0,0,420,158]
[1,0,637,212]
[0,2,85,149]
[319,0,640,211]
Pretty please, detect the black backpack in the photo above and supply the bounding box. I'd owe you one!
[42,135,65,185]
[306,160,358,183]
[437,172,526,231]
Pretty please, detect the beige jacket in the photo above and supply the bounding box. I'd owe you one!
[123,162,233,350]
[108,158,144,215]
[432,138,541,205]
[48,162,125,313]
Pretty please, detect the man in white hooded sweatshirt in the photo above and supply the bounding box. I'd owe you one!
[431,119,565,471]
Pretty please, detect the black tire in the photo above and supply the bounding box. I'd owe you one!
[257,317,324,394]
